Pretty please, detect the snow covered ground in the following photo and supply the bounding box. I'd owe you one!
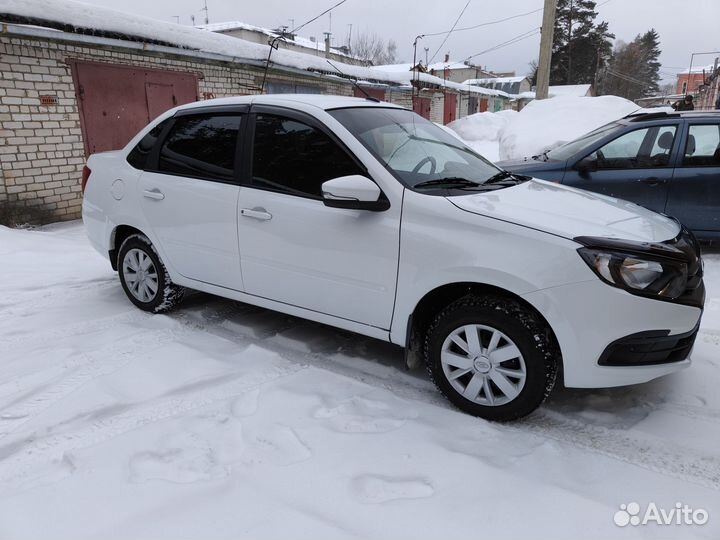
[1,221,719,539]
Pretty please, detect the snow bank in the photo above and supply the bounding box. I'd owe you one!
[498,96,639,161]
[447,111,517,162]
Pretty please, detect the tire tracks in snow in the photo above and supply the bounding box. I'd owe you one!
[172,302,720,492]
[0,363,305,493]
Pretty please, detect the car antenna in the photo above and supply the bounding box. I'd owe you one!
[326,60,380,102]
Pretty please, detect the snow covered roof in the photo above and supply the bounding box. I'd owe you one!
[678,63,718,75]
[196,20,351,58]
[548,84,593,97]
[464,76,528,85]
[515,84,593,101]
[0,0,511,100]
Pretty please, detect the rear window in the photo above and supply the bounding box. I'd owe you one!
[157,114,242,182]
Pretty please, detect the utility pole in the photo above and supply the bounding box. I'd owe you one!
[201,0,209,25]
[424,47,429,66]
[535,0,557,100]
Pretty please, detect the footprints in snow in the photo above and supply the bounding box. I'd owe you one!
[352,475,434,504]
[313,395,418,434]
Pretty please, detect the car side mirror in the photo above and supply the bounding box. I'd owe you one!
[321,175,390,212]
[576,158,594,179]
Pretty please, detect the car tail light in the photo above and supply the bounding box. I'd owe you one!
[81,165,91,194]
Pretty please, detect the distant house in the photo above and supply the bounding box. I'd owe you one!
[464,76,532,95]
[197,21,362,65]
[424,57,495,84]
[675,59,720,109]
[676,63,717,95]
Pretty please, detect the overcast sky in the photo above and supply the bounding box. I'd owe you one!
[81,0,719,83]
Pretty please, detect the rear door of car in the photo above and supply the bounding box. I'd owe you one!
[137,106,246,291]
[665,120,720,235]
[562,122,680,214]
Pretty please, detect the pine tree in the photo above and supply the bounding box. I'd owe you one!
[639,29,661,96]
[550,0,614,85]
[599,30,662,100]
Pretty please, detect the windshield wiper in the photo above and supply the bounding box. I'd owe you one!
[414,177,483,190]
[483,170,526,184]
[531,150,550,162]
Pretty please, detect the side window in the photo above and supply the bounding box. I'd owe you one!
[683,124,720,167]
[251,114,364,198]
[648,126,677,166]
[586,126,676,169]
[127,119,168,170]
[158,114,242,182]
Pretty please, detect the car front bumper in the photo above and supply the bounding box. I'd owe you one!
[522,278,703,388]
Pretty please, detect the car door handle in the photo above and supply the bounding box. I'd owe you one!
[240,208,272,221]
[637,177,667,186]
[142,189,165,200]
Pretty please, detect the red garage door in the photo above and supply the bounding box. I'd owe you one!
[443,93,457,124]
[413,97,431,120]
[71,61,199,155]
[353,87,386,101]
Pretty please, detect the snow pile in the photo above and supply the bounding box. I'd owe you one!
[447,110,517,161]
[448,96,640,162]
[498,96,639,160]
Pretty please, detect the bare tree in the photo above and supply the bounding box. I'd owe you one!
[351,31,398,65]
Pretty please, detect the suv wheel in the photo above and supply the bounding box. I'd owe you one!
[425,294,558,421]
[117,234,185,313]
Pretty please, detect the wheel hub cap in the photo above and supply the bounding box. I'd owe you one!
[473,356,492,373]
[440,324,527,407]
[122,248,159,303]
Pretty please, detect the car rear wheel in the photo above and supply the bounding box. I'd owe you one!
[424,294,558,421]
[117,234,184,313]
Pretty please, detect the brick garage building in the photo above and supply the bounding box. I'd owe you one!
[0,3,497,224]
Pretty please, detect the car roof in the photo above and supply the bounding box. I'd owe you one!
[623,110,720,123]
[176,94,405,112]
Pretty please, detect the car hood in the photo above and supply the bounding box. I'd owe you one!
[448,179,680,242]
[495,157,565,173]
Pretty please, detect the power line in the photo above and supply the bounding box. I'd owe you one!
[465,27,541,61]
[423,6,543,39]
[428,0,472,64]
[290,0,349,34]
[261,0,351,93]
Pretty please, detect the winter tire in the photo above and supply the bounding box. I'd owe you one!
[425,294,558,421]
[117,234,184,313]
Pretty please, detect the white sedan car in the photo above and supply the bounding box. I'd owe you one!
[82,95,704,421]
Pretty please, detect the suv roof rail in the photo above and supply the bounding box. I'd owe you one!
[625,111,671,122]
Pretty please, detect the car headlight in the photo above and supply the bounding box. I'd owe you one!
[578,248,688,299]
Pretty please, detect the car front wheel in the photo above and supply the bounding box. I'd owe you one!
[117,233,185,313]
[425,294,558,421]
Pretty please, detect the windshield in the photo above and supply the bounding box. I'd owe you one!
[546,122,621,161]
[328,107,501,189]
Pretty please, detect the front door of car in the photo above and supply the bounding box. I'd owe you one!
[236,109,400,329]
[666,122,720,234]
[563,124,679,214]
[138,110,245,291]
